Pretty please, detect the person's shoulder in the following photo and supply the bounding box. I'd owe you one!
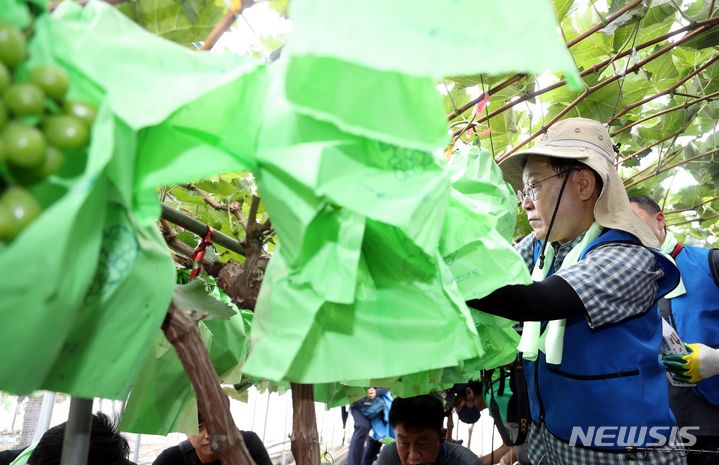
[444,441,482,465]
[240,430,272,465]
[376,442,400,465]
[0,448,25,465]
[152,443,184,465]
[587,239,655,262]
[241,430,261,441]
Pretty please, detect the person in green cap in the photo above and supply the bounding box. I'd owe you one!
[466,117,685,464]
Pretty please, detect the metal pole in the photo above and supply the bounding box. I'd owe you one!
[60,397,93,465]
[262,391,271,443]
[280,394,290,465]
[31,392,56,444]
[161,204,246,256]
[132,433,141,464]
[250,389,258,432]
[11,396,23,433]
[330,408,336,451]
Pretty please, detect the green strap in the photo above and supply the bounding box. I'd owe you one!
[662,231,686,299]
[9,446,34,465]
[518,222,603,364]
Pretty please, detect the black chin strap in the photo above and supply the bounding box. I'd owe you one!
[538,173,572,269]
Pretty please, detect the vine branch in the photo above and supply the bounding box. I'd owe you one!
[610,91,719,136]
[667,212,719,227]
[199,1,255,51]
[161,203,246,256]
[448,18,719,124]
[183,184,248,231]
[498,25,719,162]
[665,196,719,214]
[606,55,719,125]
[624,146,719,188]
[565,0,643,48]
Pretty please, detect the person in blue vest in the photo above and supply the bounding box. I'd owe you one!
[348,388,394,465]
[465,117,684,465]
[630,194,719,465]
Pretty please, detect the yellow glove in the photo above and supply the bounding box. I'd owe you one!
[662,343,719,384]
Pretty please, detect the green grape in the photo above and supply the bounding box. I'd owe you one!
[9,145,64,184]
[0,63,10,93]
[63,101,97,128]
[4,83,45,117]
[43,115,89,150]
[2,122,46,168]
[0,100,7,130]
[0,23,26,69]
[0,186,42,241]
[29,65,70,100]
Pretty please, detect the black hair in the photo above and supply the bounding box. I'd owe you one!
[28,413,130,465]
[629,195,661,215]
[389,394,445,435]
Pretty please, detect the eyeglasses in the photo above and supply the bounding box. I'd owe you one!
[517,169,575,203]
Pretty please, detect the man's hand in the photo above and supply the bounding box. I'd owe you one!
[663,343,719,384]
[367,388,376,400]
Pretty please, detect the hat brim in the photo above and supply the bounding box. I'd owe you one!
[498,145,661,248]
[498,145,592,191]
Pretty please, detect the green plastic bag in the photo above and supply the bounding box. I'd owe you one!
[0,2,266,399]
[121,311,250,434]
[243,68,529,390]
[284,0,581,151]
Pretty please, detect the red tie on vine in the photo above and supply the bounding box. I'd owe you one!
[189,227,214,280]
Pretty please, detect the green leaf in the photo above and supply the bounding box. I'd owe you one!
[179,0,201,22]
[172,280,236,320]
[644,53,679,90]
[553,0,574,22]
[698,61,719,95]
[672,48,716,73]
[116,0,225,46]
[685,0,713,20]
[269,0,289,16]
[682,29,719,50]
[566,9,613,70]
[177,230,198,247]
[642,3,677,28]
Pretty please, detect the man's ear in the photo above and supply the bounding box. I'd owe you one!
[575,169,597,201]
[656,211,666,231]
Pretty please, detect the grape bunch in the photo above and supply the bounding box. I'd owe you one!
[0,20,96,243]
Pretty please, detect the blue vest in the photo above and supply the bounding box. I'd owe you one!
[667,245,719,406]
[523,229,679,449]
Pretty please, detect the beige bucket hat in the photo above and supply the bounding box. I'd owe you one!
[499,117,660,248]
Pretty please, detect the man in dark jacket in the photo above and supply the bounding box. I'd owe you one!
[152,414,272,465]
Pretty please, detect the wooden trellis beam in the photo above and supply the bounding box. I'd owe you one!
[624,146,719,188]
[606,55,719,125]
[665,196,719,214]
[447,18,719,123]
[498,25,719,162]
[610,91,719,136]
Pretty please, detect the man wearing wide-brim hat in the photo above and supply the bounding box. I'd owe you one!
[467,117,685,465]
